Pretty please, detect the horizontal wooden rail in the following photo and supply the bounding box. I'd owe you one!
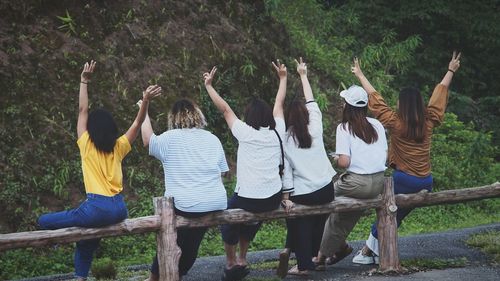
[395,182,500,208]
[0,216,159,251]
[0,197,382,251]
[0,182,498,252]
[175,196,383,228]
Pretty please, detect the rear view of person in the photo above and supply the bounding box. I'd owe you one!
[351,52,461,264]
[141,98,229,280]
[276,58,336,277]
[313,84,387,269]
[38,61,161,280]
[203,61,291,281]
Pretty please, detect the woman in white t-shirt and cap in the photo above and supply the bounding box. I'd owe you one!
[203,61,292,281]
[313,84,388,269]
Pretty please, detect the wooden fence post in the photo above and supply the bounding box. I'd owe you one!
[377,177,402,272]
[154,197,182,281]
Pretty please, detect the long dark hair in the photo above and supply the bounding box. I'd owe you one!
[87,109,118,153]
[244,98,275,130]
[398,87,426,143]
[286,100,312,148]
[341,104,378,144]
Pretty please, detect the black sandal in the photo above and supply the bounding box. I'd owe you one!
[221,265,249,281]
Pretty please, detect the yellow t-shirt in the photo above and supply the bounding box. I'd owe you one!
[77,131,131,196]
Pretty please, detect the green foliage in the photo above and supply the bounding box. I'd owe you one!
[431,113,500,190]
[57,10,76,35]
[1,0,499,279]
[466,230,500,263]
[91,257,117,280]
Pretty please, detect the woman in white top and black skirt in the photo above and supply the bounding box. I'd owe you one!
[276,58,336,277]
[203,61,292,281]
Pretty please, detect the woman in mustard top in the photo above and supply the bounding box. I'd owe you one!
[37,61,161,280]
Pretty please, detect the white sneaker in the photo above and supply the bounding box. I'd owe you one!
[352,250,376,265]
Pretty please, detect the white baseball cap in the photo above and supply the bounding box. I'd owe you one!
[340,85,368,107]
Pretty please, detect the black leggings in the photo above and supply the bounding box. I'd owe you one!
[151,209,215,276]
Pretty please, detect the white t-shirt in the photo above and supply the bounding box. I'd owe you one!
[149,128,229,212]
[231,117,287,199]
[283,102,336,196]
[335,117,387,174]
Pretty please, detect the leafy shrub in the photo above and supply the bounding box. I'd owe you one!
[91,257,117,280]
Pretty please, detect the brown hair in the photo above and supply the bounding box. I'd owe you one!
[285,100,312,148]
[168,99,207,130]
[244,98,276,130]
[398,87,426,143]
[341,104,378,144]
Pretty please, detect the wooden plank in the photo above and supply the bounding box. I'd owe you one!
[154,197,181,281]
[395,182,500,208]
[174,197,383,228]
[377,177,402,272]
[1,182,498,251]
[0,215,159,251]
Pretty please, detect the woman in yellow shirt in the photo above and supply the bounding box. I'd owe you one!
[37,61,161,280]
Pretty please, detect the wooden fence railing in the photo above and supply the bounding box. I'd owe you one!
[1,178,499,280]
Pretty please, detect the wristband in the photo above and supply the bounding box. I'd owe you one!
[80,81,89,84]
[447,69,455,74]
[305,100,315,104]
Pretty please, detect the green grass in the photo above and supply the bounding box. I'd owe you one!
[466,230,500,263]
[401,257,468,270]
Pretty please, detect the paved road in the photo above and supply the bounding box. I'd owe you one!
[182,223,500,281]
[15,223,500,281]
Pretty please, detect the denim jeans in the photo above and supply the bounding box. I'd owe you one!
[38,193,128,278]
[370,170,433,238]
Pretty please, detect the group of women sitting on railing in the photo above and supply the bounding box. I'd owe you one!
[37,51,461,281]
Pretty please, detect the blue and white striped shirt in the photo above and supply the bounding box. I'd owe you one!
[149,128,229,212]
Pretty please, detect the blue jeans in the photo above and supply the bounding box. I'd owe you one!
[371,170,432,238]
[38,193,128,278]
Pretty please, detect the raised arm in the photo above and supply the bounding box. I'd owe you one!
[140,101,154,147]
[351,57,376,94]
[352,57,397,128]
[203,66,237,128]
[295,57,313,102]
[125,85,162,144]
[272,59,287,118]
[440,51,461,87]
[77,60,96,138]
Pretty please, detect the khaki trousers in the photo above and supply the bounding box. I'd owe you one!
[319,171,384,256]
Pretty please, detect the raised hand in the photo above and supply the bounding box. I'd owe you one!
[203,66,217,86]
[142,85,162,101]
[351,57,363,78]
[294,57,307,76]
[81,60,96,83]
[448,51,461,73]
[272,59,287,79]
